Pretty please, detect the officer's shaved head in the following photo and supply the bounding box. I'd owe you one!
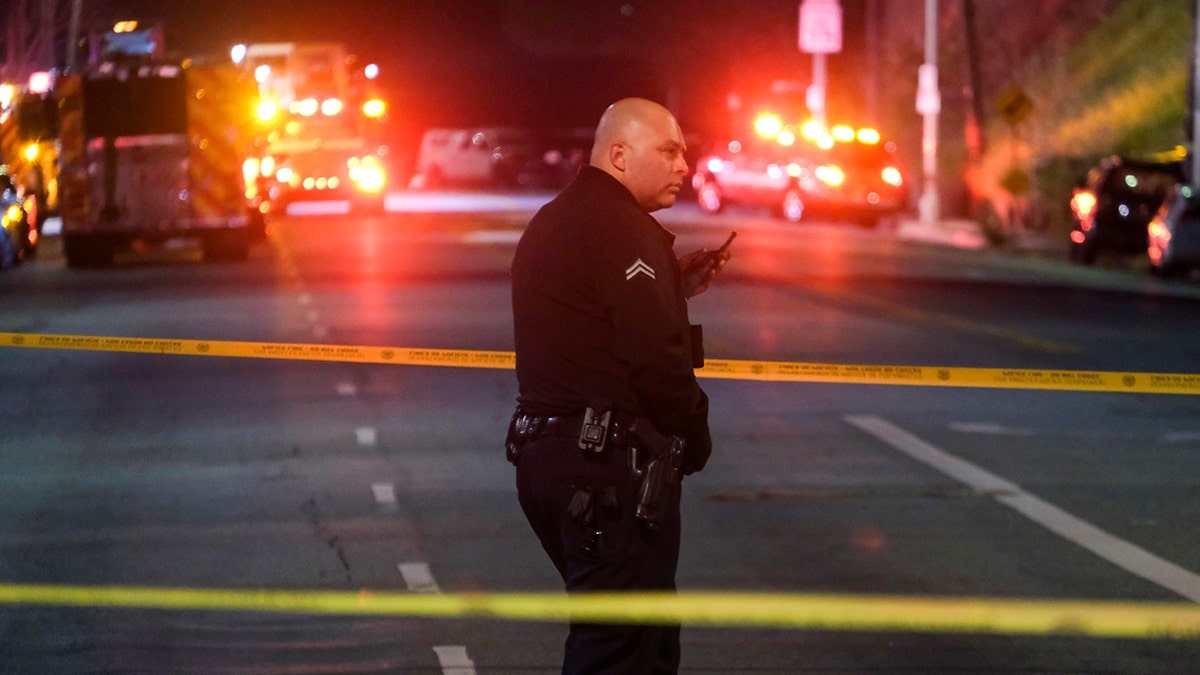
[591,98,688,212]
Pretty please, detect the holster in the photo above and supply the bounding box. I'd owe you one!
[632,430,684,529]
[505,409,543,465]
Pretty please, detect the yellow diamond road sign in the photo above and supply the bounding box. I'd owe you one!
[996,86,1033,125]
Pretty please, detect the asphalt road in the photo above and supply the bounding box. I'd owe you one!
[2,195,1199,673]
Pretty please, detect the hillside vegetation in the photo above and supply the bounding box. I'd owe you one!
[979,0,1192,235]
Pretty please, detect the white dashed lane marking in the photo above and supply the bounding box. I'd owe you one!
[356,426,377,447]
[277,220,477,673]
[433,645,477,675]
[398,562,441,593]
[370,482,397,512]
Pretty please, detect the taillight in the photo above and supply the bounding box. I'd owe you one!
[1071,190,1097,221]
[881,166,903,186]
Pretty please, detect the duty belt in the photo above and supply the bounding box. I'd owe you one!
[518,410,641,446]
[508,407,670,454]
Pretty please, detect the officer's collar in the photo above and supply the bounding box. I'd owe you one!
[576,166,677,244]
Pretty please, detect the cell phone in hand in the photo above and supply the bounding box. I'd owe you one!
[715,231,736,258]
[704,231,736,271]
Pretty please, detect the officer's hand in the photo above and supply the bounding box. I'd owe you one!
[679,247,731,298]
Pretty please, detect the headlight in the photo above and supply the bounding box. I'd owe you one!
[351,167,386,192]
[363,99,386,118]
[3,203,22,228]
[256,100,279,122]
[816,165,845,187]
[321,98,343,116]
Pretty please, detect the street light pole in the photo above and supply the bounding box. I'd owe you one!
[919,0,940,227]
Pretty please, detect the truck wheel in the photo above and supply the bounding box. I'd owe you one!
[203,231,249,262]
[64,233,113,267]
[780,188,804,223]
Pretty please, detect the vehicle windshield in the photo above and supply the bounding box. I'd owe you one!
[82,74,188,138]
[823,142,897,168]
[1098,164,1179,201]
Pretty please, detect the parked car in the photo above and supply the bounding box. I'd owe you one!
[691,129,907,227]
[1147,183,1200,278]
[0,173,36,270]
[409,128,540,190]
[1068,156,1183,264]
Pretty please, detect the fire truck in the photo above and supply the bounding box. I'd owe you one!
[236,42,389,211]
[56,23,268,267]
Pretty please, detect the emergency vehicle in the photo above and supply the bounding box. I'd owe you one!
[692,114,908,227]
[236,42,389,210]
[57,23,267,266]
[0,73,58,240]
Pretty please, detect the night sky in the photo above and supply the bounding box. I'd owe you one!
[94,1,872,159]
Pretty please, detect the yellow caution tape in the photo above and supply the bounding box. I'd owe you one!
[0,332,515,369]
[699,359,1200,395]
[4,332,1200,394]
[0,584,1198,639]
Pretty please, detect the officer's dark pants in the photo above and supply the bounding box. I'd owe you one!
[516,434,682,675]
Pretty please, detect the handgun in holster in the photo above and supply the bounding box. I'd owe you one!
[634,435,684,529]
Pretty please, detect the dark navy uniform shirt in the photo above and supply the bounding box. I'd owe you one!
[511,166,711,474]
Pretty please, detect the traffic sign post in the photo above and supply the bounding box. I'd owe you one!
[995,85,1033,126]
[798,0,842,124]
[799,0,843,54]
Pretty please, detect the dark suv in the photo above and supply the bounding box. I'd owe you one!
[691,131,907,227]
[1069,156,1184,264]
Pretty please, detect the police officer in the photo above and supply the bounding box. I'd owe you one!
[508,98,728,674]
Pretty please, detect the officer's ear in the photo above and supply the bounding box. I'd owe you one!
[608,142,628,172]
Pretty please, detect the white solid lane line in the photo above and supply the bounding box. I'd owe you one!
[844,414,1200,603]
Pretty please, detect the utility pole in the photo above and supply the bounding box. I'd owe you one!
[1193,0,1200,184]
[68,0,84,73]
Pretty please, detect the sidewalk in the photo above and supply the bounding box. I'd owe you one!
[894,215,1066,258]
